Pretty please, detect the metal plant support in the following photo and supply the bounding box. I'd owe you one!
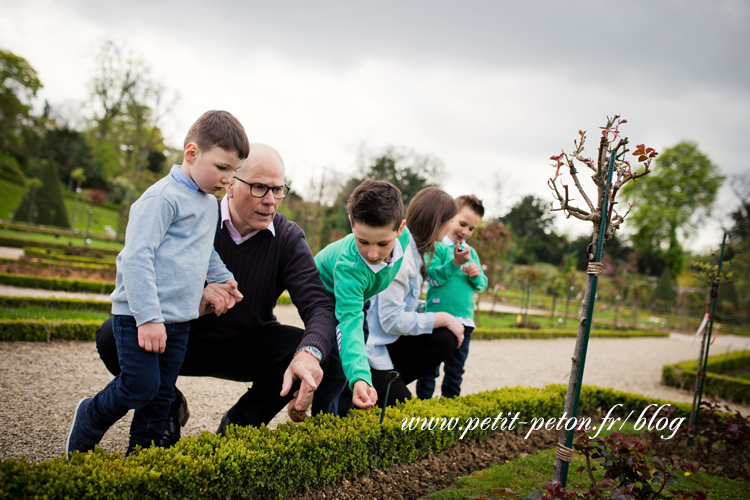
[552,151,616,487]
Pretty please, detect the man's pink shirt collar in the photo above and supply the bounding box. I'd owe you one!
[220,196,275,245]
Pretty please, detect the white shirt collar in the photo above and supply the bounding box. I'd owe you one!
[442,234,469,249]
[220,196,275,245]
[359,234,405,273]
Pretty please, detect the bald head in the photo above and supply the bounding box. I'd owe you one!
[236,143,285,179]
[227,143,287,234]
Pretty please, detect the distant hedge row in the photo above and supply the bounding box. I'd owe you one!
[23,246,116,265]
[0,273,114,294]
[0,256,113,272]
[0,319,101,341]
[0,384,692,500]
[0,295,111,312]
[662,350,750,405]
[0,235,121,256]
[472,327,667,339]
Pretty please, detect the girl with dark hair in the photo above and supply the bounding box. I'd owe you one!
[366,187,470,406]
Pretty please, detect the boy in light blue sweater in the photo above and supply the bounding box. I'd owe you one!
[66,111,249,458]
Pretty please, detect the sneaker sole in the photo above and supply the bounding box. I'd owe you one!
[66,397,89,460]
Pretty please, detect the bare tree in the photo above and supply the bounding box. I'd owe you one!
[547,115,658,486]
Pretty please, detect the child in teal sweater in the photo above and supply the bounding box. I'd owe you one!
[314,179,409,413]
[417,195,487,399]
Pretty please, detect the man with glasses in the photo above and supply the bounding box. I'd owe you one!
[95,144,337,445]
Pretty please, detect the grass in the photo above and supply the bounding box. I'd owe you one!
[0,175,121,239]
[476,311,628,331]
[0,306,110,322]
[0,227,123,252]
[422,425,749,499]
[420,446,748,500]
[0,176,27,222]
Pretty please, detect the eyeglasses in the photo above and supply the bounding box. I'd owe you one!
[233,177,290,199]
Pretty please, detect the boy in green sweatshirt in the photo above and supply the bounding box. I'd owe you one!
[314,179,409,413]
[417,195,487,399]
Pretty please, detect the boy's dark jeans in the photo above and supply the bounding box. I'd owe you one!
[85,315,189,451]
[416,326,474,399]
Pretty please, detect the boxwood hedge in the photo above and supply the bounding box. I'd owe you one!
[0,273,114,294]
[0,385,692,500]
[662,350,750,404]
[472,328,666,339]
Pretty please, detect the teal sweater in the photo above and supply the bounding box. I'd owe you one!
[315,227,411,388]
[425,239,487,319]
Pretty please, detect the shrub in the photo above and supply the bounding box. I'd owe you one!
[0,385,695,499]
[473,328,667,340]
[0,319,101,341]
[0,295,111,313]
[661,351,750,404]
[0,273,114,294]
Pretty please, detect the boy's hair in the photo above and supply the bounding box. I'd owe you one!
[184,110,250,159]
[406,187,457,260]
[456,195,485,217]
[347,179,404,230]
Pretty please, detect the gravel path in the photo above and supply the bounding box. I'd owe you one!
[2,303,749,463]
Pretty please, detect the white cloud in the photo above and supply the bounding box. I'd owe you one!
[2,0,748,253]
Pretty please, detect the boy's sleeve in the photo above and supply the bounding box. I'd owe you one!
[120,195,173,326]
[333,265,374,390]
[425,243,461,286]
[205,247,234,284]
[468,248,488,292]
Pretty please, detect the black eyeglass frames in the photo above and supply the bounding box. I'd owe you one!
[233,176,290,199]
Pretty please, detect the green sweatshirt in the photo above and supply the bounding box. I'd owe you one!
[315,227,411,388]
[425,240,487,319]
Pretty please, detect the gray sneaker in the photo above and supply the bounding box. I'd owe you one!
[66,397,95,460]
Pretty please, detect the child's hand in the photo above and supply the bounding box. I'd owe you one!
[453,244,471,267]
[200,281,244,316]
[462,263,480,277]
[352,380,378,409]
[138,322,167,353]
[445,315,464,349]
[221,280,244,304]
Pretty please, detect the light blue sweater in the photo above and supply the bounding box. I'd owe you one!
[111,168,234,325]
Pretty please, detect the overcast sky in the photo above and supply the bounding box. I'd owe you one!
[2,0,748,252]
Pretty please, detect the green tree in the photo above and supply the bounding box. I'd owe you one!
[500,195,565,265]
[650,267,677,306]
[42,126,103,190]
[13,159,70,228]
[0,49,42,155]
[357,145,443,206]
[623,141,725,276]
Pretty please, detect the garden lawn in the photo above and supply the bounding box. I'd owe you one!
[420,447,748,500]
[0,177,27,222]
[0,228,123,252]
[0,175,120,238]
[0,306,109,322]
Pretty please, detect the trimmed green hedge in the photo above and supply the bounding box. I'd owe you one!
[0,256,114,272]
[22,247,116,265]
[472,327,667,339]
[0,235,121,256]
[0,384,691,499]
[0,295,111,313]
[0,221,116,242]
[0,319,101,341]
[0,273,114,294]
[662,350,750,405]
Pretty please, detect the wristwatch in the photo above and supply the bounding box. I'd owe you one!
[295,345,323,363]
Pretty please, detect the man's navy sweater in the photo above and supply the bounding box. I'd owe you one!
[189,206,336,359]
